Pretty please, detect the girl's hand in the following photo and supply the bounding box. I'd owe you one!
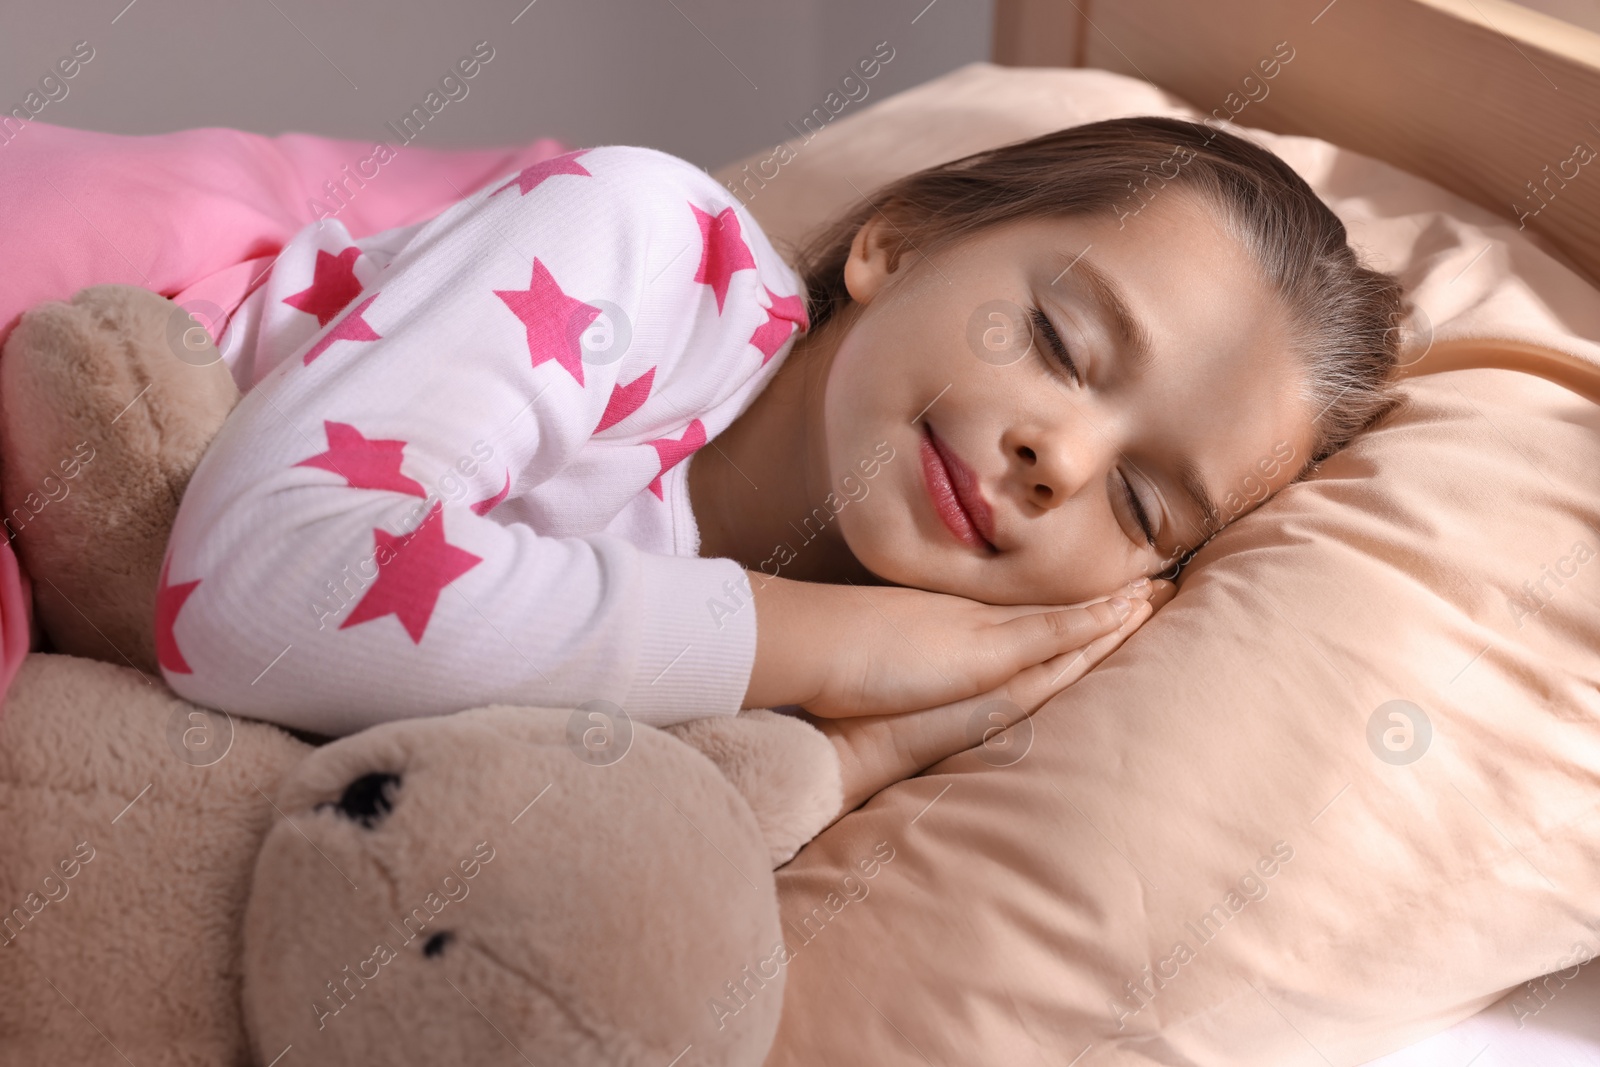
[743,570,1164,719]
[799,578,1175,816]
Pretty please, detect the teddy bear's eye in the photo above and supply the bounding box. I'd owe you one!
[315,771,401,828]
[423,931,454,958]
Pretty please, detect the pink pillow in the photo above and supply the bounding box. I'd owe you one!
[0,120,570,346]
[0,119,571,713]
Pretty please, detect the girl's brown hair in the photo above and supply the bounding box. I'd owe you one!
[789,116,1407,542]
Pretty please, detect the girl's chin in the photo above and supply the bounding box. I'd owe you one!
[854,553,972,599]
[844,546,923,591]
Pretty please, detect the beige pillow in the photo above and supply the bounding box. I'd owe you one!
[713,63,1600,1066]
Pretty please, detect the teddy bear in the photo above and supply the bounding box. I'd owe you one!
[0,285,845,1066]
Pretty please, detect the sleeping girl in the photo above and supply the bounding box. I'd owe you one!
[157,116,1405,736]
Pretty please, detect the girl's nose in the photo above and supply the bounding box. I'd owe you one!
[1013,421,1106,510]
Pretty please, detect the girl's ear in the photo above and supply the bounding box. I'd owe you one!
[843,203,912,305]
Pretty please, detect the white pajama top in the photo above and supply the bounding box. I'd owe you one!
[158,145,809,736]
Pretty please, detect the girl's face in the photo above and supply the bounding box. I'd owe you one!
[817,189,1319,605]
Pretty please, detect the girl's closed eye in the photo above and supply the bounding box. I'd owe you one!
[1028,304,1080,382]
[1119,470,1157,547]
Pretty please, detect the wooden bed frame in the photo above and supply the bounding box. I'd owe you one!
[992,0,1600,290]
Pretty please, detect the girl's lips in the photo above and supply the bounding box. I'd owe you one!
[920,422,997,551]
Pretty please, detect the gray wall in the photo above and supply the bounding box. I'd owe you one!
[0,0,993,172]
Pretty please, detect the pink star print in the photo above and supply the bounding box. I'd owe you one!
[749,285,809,365]
[155,554,201,674]
[494,259,601,386]
[282,247,365,327]
[341,502,483,644]
[303,293,382,365]
[646,419,707,500]
[490,149,593,198]
[294,421,427,497]
[470,471,511,516]
[691,203,756,314]
[594,367,656,434]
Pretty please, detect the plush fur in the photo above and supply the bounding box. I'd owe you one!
[0,285,842,1065]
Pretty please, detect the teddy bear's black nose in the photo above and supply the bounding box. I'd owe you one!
[317,772,401,828]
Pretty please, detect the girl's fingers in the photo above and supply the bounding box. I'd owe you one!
[819,593,1161,807]
[1016,598,1154,707]
[995,575,1172,621]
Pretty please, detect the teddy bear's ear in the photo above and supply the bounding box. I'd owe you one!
[0,285,240,670]
[663,710,842,868]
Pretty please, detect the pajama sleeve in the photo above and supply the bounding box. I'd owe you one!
[157,145,804,737]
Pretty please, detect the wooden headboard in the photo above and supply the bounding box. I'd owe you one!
[992,0,1600,289]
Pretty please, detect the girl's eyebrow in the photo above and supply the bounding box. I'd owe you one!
[1046,252,1222,540]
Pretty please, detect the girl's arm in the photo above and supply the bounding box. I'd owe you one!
[158,146,804,736]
